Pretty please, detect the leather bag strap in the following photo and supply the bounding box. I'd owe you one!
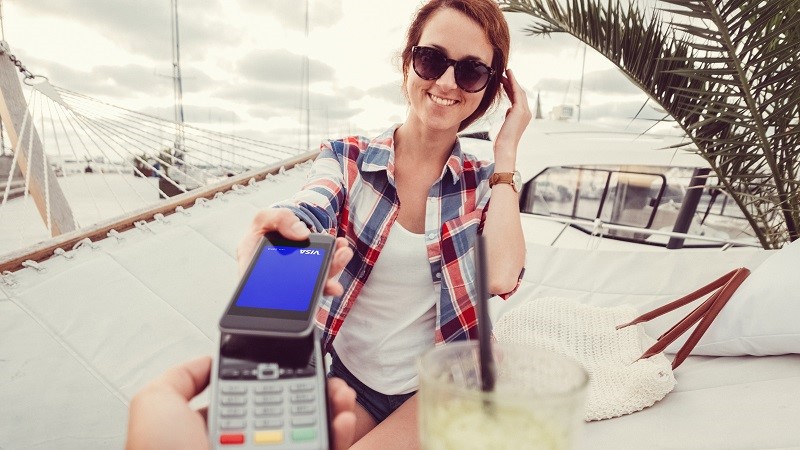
[617,267,750,369]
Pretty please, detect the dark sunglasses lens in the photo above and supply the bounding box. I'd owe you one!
[455,60,491,92]
[413,47,447,80]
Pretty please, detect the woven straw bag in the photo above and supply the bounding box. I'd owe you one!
[493,268,750,421]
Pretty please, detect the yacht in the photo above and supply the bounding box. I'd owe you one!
[0,114,795,450]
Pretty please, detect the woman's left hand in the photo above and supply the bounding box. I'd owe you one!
[493,68,531,164]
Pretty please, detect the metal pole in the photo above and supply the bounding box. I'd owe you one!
[171,0,185,161]
[1,0,5,156]
[667,168,710,249]
[304,0,310,151]
[577,44,586,123]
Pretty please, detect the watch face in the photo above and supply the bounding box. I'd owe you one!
[513,171,522,191]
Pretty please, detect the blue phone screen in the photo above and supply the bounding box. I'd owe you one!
[234,245,327,311]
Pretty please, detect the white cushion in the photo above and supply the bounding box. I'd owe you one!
[679,239,800,356]
[492,242,797,358]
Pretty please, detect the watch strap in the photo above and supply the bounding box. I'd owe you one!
[489,172,517,190]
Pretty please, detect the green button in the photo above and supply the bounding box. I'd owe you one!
[292,428,317,442]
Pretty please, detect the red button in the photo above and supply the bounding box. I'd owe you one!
[220,434,245,445]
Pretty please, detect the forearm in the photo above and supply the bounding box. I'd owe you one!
[482,153,525,295]
[271,145,346,234]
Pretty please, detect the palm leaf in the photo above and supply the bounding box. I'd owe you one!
[500,0,800,248]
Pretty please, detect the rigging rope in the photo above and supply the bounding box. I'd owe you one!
[23,87,36,200]
[40,91,52,234]
[45,92,87,229]
[0,0,5,41]
[1,77,310,256]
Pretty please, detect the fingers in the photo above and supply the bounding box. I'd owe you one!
[150,356,213,401]
[498,68,532,136]
[237,209,311,275]
[503,69,528,109]
[323,238,353,297]
[494,69,531,155]
[238,210,354,296]
[331,238,354,274]
[500,70,515,103]
[327,377,357,450]
[251,208,311,240]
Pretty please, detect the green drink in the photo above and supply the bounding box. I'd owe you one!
[418,342,588,450]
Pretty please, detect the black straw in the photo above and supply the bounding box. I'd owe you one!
[475,234,496,394]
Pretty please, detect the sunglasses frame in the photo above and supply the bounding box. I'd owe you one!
[411,45,495,93]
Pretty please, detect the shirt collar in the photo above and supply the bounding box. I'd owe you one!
[362,124,464,185]
[361,126,397,173]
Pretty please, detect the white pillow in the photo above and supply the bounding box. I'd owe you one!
[671,239,800,356]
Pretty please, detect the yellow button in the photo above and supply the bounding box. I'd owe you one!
[254,430,283,444]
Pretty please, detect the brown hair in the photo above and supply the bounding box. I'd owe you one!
[401,0,510,132]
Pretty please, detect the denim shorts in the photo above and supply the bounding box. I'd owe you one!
[327,351,416,424]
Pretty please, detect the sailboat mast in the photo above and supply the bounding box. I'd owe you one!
[170,0,185,157]
[0,0,4,155]
[303,0,310,151]
[577,44,586,123]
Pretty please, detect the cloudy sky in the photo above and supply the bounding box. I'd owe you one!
[2,0,670,152]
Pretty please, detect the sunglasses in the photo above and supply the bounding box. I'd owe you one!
[411,46,495,93]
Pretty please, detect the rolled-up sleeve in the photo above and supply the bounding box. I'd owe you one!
[272,141,346,235]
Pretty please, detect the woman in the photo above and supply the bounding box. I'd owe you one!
[237,0,529,447]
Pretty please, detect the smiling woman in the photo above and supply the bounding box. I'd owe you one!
[228,0,531,448]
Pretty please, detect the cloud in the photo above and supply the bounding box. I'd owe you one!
[134,105,174,122]
[504,11,583,55]
[236,49,335,85]
[234,88,362,125]
[247,105,292,121]
[137,105,242,124]
[243,125,311,149]
[534,68,642,97]
[23,54,172,100]
[189,106,241,124]
[236,0,344,30]
[16,0,237,62]
[583,69,643,96]
[178,68,218,94]
[217,82,304,108]
[366,81,405,106]
[308,93,363,122]
[92,65,173,95]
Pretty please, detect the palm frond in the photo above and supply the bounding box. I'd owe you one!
[500,0,800,248]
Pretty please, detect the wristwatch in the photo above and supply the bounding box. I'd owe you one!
[489,171,522,193]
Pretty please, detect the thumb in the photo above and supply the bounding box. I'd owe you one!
[152,356,212,400]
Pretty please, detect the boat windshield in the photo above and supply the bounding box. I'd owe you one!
[520,165,758,248]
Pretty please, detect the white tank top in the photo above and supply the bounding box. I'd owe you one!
[333,220,437,395]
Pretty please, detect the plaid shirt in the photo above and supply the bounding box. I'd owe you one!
[275,125,521,352]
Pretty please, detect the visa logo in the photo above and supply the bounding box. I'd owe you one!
[300,249,321,255]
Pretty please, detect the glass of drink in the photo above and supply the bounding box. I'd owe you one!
[417,341,588,450]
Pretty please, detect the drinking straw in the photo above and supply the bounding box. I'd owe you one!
[475,234,496,393]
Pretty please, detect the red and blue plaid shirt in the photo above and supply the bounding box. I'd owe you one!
[276,125,521,352]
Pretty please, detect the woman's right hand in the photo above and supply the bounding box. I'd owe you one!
[236,208,353,297]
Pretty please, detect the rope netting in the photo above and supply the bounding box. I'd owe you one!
[0,79,308,255]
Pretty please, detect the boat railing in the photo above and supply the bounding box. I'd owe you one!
[522,213,762,249]
[0,151,319,273]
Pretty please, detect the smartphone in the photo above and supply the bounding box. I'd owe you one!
[208,332,331,449]
[219,231,336,337]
